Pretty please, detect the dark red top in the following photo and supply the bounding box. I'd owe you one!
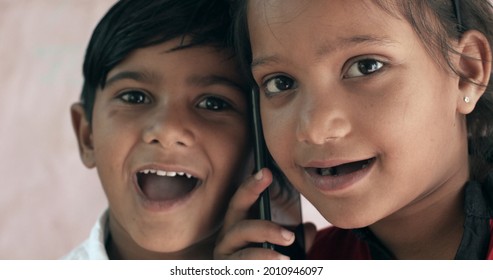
[308,175,493,260]
[308,222,493,259]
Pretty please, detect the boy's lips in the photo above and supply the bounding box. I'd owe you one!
[304,157,376,191]
[136,168,202,203]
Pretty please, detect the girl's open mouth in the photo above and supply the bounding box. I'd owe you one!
[304,157,376,192]
[136,169,200,202]
[316,158,376,177]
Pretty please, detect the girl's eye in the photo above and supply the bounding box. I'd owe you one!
[118,90,151,104]
[197,96,231,111]
[345,59,384,78]
[263,75,295,95]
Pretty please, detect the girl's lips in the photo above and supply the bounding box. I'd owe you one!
[304,157,376,192]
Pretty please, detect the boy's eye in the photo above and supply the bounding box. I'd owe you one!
[345,59,384,78]
[197,96,231,111]
[263,75,295,95]
[118,90,151,104]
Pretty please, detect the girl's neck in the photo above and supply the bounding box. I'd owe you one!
[106,221,216,260]
[369,169,468,260]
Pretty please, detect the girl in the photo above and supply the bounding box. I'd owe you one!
[214,0,493,259]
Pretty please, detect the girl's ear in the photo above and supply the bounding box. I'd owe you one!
[455,30,492,114]
[70,103,96,168]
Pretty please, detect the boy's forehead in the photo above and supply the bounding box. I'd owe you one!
[104,37,234,84]
[161,35,196,51]
[99,40,244,96]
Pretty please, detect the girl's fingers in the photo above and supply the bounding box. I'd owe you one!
[222,168,273,231]
[229,247,290,260]
[214,168,295,260]
[214,219,295,259]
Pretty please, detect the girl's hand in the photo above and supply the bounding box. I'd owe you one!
[214,168,296,260]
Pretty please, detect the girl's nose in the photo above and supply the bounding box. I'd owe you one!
[142,105,196,148]
[296,94,351,145]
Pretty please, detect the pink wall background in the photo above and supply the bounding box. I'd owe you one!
[0,0,114,259]
[0,0,327,260]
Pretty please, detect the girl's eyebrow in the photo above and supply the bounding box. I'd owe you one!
[251,55,281,70]
[251,34,397,70]
[316,35,397,57]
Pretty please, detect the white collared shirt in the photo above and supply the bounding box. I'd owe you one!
[62,210,109,260]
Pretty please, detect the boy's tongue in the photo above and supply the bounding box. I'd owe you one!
[138,174,197,201]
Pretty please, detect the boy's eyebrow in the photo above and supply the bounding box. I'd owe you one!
[105,70,157,88]
[251,34,397,70]
[105,71,244,92]
[186,74,244,91]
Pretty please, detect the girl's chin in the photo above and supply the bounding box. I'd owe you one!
[319,211,378,230]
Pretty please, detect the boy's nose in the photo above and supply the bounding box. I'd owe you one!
[142,106,196,148]
[296,94,351,145]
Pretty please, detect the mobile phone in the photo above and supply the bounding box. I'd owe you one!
[250,88,306,259]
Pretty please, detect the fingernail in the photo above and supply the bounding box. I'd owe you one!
[254,169,263,180]
[281,228,294,242]
[278,254,290,260]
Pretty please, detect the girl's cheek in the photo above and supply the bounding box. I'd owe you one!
[264,121,289,160]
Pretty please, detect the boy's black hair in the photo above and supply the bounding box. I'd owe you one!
[81,0,233,124]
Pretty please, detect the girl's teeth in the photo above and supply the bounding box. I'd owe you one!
[320,168,337,176]
[317,158,374,177]
[156,170,167,176]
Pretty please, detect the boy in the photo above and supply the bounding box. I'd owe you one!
[65,0,251,259]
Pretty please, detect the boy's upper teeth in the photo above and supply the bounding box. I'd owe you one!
[139,169,193,178]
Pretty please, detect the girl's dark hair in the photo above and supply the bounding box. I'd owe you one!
[81,0,232,124]
[230,0,493,181]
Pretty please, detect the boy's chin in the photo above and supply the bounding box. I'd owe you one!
[136,227,218,255]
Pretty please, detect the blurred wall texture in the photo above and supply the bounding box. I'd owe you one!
[0,0,113,259]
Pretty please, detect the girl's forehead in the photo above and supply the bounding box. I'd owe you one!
[245,0,428,72]
[247,0,401,30]
[247,0,406,44]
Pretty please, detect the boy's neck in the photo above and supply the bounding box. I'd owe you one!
[369,170,468,260]
[105,219,216,260]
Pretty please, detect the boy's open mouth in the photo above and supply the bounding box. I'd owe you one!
[315,157,375,177]
[136,169,200,201]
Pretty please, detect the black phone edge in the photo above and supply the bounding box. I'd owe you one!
[251,88,274,250]
[251,88,306,259]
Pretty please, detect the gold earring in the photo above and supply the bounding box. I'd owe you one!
[463,96,470,103]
